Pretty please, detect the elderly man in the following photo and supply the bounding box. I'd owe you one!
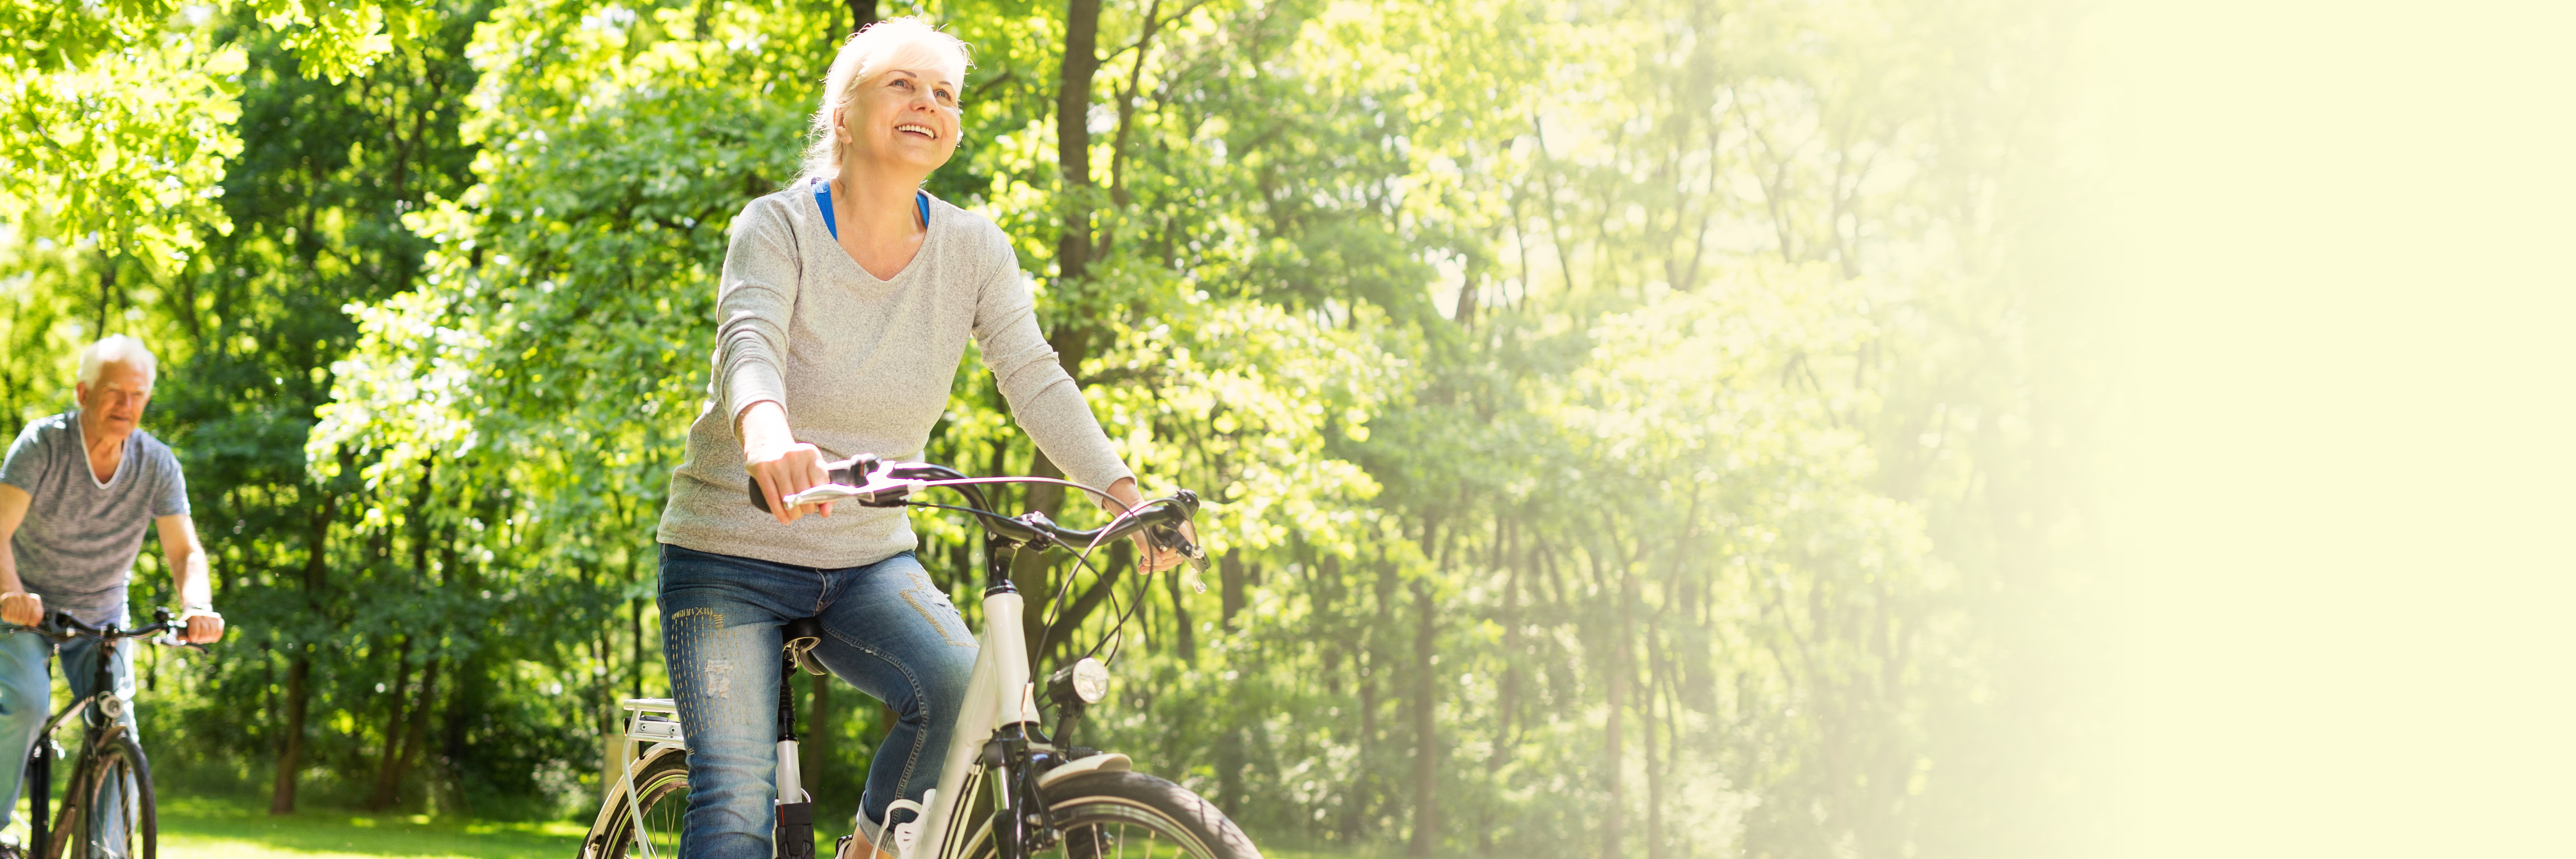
[0,335,224,831]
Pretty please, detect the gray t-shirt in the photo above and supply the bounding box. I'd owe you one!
[656,183,1134,569]
[0,411,191,625]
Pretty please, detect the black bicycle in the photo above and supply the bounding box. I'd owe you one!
[12,607,198,859]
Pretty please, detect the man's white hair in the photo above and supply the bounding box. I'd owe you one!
[76,335,157,388]
[800,17,972,183]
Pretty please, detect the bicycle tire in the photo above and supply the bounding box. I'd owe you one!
[962,771,1259,859]
[583,750,691,859]
[46,731,153,859]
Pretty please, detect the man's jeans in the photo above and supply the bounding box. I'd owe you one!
[0,619,137,828]
[659,544,977,859]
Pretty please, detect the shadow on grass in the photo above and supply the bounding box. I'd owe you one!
[157,794,587,859]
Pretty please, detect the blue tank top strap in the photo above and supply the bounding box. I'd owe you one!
[813,181,928,241]
[815,179,838,240]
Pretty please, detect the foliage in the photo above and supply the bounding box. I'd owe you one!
[0,0,2100,855]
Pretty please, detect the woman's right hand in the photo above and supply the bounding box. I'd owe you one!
[740,401,835,524]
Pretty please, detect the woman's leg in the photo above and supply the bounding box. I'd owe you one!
[660,544,829,859]
[806,551,978,845]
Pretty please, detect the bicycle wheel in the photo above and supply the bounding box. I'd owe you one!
[47,733,154,859]
[965,771,1259,859]
[584,750,690,859]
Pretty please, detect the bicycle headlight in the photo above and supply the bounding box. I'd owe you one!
[1071,657,1110,704]
[1049,657,1111,707]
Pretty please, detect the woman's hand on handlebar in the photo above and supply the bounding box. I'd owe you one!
[1104,477,1193,573]
[739,401,835,525]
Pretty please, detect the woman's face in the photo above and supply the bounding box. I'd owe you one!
[837,68,962,177]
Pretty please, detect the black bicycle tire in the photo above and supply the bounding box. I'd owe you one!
[584,750,691,859]
[963,770,1259,859]
[47,731,154,859]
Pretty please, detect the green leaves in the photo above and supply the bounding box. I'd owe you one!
[6,0,2093,843]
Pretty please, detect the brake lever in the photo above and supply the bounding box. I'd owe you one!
[149,633,208,653]
[1145,523,1212,590]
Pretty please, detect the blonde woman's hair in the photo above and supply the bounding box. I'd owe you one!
[801,17,972,183]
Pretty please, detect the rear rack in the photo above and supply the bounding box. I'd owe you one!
[620,698,683,743]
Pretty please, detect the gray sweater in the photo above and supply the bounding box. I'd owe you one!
[657,182,1133,569]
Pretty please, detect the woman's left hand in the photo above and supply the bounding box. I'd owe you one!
[1104,477,1195,573]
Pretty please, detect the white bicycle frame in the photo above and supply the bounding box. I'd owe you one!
[601,464,1191,859]
[602,590,1110,859]
[905,587,1037,859]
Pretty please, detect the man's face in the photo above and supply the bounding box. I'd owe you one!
[76,361,152,438]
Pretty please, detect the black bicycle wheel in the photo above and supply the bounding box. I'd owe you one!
[584,750,690,859]
[965,771,1259,859]
[47,732,153,859]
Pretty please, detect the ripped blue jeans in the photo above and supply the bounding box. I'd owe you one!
[658,544,978,859]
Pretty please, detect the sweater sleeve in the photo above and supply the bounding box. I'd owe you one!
[970,238,1135,492]
[712,196,804,438]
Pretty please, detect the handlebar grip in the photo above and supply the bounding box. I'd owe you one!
[747,455,881,514]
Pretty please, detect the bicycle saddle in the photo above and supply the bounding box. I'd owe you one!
[783,617,828,676]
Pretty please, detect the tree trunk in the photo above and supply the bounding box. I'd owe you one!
[1219,551,1244,626]
[1644,634,1665,859]
[269,651,311,815]
[441,649,487,816]
[1056,0,1102,286]
[273,482,336,816]
[390,657,441,808]
[1218,547,1250,819]
[809,673,835,809]
[1165,558,1195,663]
[367,635,416,809]
[1602,566,1634,859]
[1480,523,1521,856]
[845,0,878,37]
[631,596,647,700]
[1406,579,1438,857]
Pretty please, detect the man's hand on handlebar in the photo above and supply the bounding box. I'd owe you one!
[0,591,39,627]
[740,401,835,525]
[181,607,225,644]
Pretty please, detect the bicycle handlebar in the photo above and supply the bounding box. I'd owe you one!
[749,457,1208,566]
[14,606,204,651]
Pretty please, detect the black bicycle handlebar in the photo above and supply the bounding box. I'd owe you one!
[14,606,199,648]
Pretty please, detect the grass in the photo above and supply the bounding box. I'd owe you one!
[156,795,587,859]
[153,792,1349,859]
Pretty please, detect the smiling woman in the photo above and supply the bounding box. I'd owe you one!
[648,14,1188,859]
[800,17,971,186]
